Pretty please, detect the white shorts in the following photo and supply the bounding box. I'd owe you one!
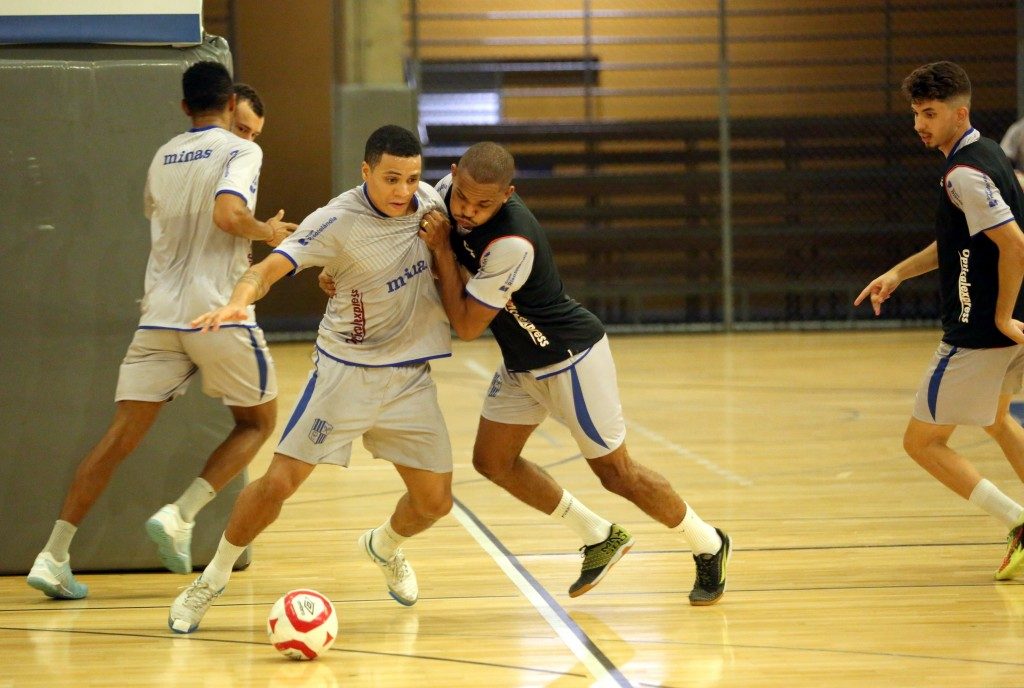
[913,341,1024,426]
[115,326,277,408]
[276,349,452,472]
[481,335,625,459]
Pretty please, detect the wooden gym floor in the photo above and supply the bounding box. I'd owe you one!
[3,330,1024,687]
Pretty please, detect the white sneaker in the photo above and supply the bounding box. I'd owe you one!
[26,552,88,599]
[358,529,418,606]
[168,576,222,634]
[146,504,194,574]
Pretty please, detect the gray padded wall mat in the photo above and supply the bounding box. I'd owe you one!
[0,37,252,574]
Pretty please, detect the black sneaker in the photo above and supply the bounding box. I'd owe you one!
[568,524,634,598]
[689,528,730,606]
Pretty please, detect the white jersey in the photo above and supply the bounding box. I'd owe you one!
[140,125,262,329]
[273,182,452,367]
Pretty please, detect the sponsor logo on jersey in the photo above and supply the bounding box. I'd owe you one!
[298,216,337,246]
[499,252,529,293]
[308,418,333,445]
[982,174,999,208]
[386,259,429,293]
[347,289,366,344]
[957,248,972,323]
[505,300,549,347]
[163,148,213,165]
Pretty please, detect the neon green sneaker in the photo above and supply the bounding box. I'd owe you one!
[995,514,1024,581]
[568,524,634,598]
[689,528,730,606]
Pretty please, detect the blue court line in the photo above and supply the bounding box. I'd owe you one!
[452,496,634,687]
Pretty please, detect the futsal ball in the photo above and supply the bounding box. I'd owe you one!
[267,589,338,660]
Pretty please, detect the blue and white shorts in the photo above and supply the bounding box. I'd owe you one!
[115,326,276,408]
[913,341,1024,426]
[481,335,626,459]
[277,351,452,473]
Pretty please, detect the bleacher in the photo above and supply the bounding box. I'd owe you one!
[424,109,1016,325]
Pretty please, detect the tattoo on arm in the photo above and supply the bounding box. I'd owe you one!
[239,269,267,300]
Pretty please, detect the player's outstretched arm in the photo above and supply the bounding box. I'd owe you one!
[854,241,938,316]
[191,252,294,332]
[213,193,298,246]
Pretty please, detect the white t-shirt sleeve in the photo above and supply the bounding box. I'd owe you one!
[273,209,345,275]
[215,141,263,208]
[944,165,1015,236]
[465,236,535,309]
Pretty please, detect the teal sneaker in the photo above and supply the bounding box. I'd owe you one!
[568,524,634,598]
[146,504,194,574]
[26,552,88,600]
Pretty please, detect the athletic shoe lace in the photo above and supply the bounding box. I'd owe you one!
[180,581,219,611]
[694,553,718,588]
[383,553,410,582]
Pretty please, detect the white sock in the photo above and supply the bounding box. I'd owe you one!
[369,519,408,561]
[551,490,612,546]
[201,534,245,590]
[43,520,77,561]
[673,502,722,555]
[969,479,1024,529]
[175,478,216,523]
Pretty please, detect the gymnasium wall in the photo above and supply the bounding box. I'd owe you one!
[0,38,250,573]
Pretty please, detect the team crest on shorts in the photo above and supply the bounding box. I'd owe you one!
[487,372,502,398]
[308,418,334,445]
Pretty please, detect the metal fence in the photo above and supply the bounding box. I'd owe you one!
[406,0,1018,329]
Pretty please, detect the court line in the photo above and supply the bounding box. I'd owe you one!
[461,357,751,487]
[0,625,591,679]
[625,419,753,487]
[452,496,634,688]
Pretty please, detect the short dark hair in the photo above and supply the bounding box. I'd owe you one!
[901,61,972,104]
[233,83,264,117]
[182,61,233,114]
[364,125,421,168]
[459,142,515,188]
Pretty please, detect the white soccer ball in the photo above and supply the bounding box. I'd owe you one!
[267,589,338,661]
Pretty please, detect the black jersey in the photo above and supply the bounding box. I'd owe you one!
[440,181,605,370]
[936,132,1024,348]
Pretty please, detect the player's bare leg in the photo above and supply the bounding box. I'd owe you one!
[169,454,315,633]
[58,400,165,525]
[471,417,560,512]
[28,400,164,599]
[359,465,452,606]
[984,394,1024,483]
[905,416,1024,579]
[147,399,277,573]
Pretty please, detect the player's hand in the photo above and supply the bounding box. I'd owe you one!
[190,304,249,332]
[417,210,452,253]
[997,318,1024,345]
[854,271,901,316]
[265,209,298,247]
[318,270,337,298]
